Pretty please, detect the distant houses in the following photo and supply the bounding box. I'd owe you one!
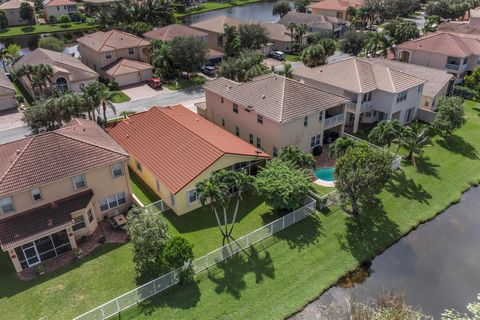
[42,0,78,22]
[277,12,348,37]
[0,0,35,26]
[308,0,364,20]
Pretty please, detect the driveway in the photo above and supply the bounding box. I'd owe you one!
[120,83,173,101]
[0,108,24,131]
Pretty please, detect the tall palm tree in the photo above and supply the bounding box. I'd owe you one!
[287,22,297,51]
[141,0,174,27]
[368,120,402,148]
[80,81,101,121]
[278,145,316,169]
[301,44,326,68]
[365,32,390,57]
[279,62,293,79]
[14,64,34,82]
[328,136,356,158]
[400,122,432,166]
[295,23,308,48]
[98,83,117,123]
[35,64,54,91]
[226,170,256,237]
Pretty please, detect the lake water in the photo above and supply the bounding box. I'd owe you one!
[291,186,480,319]
[182,1,285,25]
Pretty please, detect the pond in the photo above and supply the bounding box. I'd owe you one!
[182,1,287,25]
[291,186,480,319]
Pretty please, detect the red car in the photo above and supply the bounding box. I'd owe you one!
[147,77,162,89]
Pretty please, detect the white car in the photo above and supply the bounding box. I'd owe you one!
[270,51,285,61]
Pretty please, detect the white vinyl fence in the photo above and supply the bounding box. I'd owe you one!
[73,194,328,320]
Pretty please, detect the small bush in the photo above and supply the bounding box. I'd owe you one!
[453,85,476,101]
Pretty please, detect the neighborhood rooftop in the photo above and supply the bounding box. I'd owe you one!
[278,12,342,29]
[105,105,269,195]
[43,0,76,6]
[77,30,150,53]
[308,0,364,11]
[0,0,33,9]
[103,58,153,77]
[294,57,427,94]
[143,24,208,42]
[0,118,128,197]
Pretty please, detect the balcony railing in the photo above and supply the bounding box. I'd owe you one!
[324,113,345,128]
[445,63,460,71]
[346,101,356,112]
[360,100,373,112]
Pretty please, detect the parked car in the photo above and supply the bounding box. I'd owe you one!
[269,50,285,61]
[146,77,162,89]
[201,65,216,77]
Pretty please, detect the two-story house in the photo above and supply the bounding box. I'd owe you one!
[43,0,77,22]
[202,74,349,156]
[0,0,36,26]
[77,30,153,87]
[307,0,364,20]
[294,58,427,133]
[277,12,347,37]
[396,32,480,83]
[0,119,132,272]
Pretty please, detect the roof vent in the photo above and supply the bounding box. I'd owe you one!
[195,118,199,121]
[126,134,129,138]
[14,234,20,239]
[83,128,86,131]
[177,113,180,116]
[262,95,266,99]
[48,219,53,226]
[15,149,20,155]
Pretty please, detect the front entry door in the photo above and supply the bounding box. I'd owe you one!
[22,243,40,267]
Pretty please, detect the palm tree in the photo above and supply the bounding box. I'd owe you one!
[301,44,326,68]
[368,120,402,148]
[365,32,390,57]
[226,170,256,237]
[287,22,297,51]
[400,122,432,166]
[278,145,316,169]
[328,136,356,158]
[98,83,117,123]
[346,6,357,21]
[80,81,101,121]
[295,23,308,48]
[14,64,34,83]
[279,62,293,79]
[140,0,174,27]
[34,64,54,91]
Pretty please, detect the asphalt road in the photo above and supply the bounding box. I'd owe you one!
[0,87,206,144]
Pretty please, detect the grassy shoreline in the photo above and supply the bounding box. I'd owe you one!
[0,23,97,38]
[175,0,262,18]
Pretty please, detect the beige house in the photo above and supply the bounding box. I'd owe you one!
[43,0,77,22]
[12,48,99,98]
[369,58,455,123]
[277,12,347,37]
[191,15,300,53]
[294,58,426,133]
[77,30,153,87]
[308,0,364,20]
[0,0,35,26]
[0,119,132,272]
[106,105,270,216]
[202,74,349,156]
[0,69,17,110]
[396,32,480,83]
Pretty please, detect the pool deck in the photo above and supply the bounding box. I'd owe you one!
[313,178,335,188]
[313,144,336,187]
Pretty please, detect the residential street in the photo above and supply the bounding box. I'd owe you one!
[0,87,205,144]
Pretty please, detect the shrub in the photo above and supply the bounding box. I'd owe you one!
[453,85,476,100]
[38,36,65,52]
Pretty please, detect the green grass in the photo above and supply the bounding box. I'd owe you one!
[111,92,131,103]
[175,0,261,18]
[0,22,97,38]
[164,75,206,90]
[3,101,480,320]
[129,170,161,205]
[285,53,301,62]
[311,183,335,196]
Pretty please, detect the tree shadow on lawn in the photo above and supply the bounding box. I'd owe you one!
[335,200,401,263]
[207,247,275,299]
[264,213,324,251]
[414,155,440,179]
[20,26,35,33]
[437,134,479,160]
[385,170,432,204]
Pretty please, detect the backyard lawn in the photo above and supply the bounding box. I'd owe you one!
[0,23,97,38]
[2,101,480,320]
[175,0,261,18]
[163,75,206,90]
[129,170,160,205]
[111,92,131,103]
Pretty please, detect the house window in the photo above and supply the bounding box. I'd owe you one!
[424,99,430,107]
[106,52,112,59]
[256,137,261,148]
[221,97,224,103]
[111,162,123,178]
[88,209,94,223]
[170,193,175,207]
[187,189,198,204]
[319,111,323,121]
[136,160,142,172]
[418,84,423,93]
[57,6,59,10]
[0,196,14,214]
[304,116,308,127]
[396,90,408,103]
[156,179,161,192]
[233,103,238,113]
[405,107,415,122]
[128,48,134,55]
[99,192,126,212]
[273,147,278,157]
[72,174,86,190]
[257,114,263,124]
[31,188,42,202]
[362,91,373,102]
[310,135,321,147]
[249,134,254,144]
[235,126,240,136]
[56,77,68,93]
[72,215,86,231]
[221,118,225,127]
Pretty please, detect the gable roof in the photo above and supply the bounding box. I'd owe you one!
[103,58,153,77]
[0,0,33,10]
[368,58,454,97]
[278,12,338,31]
[12,48,98,82]
[0,118,128,197]
[397,31,480,58]
[0,69,15,94]
[143,24,208,42]
[77,30,150,53]
[204,74,349,123]
[293,57,427,94]
[44,0,76,6]
[308,0,364,11]
[105,105,269,194]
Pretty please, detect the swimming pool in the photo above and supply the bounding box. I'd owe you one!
[314,167,335,182]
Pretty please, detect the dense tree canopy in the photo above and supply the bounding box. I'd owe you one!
[238,24,269,51]
[301,44,327,67]
[384,19,420,44]
[170,36,208,77]
[272,0,291,18]
[38,36,65,52]
[340,31,366,56]
[219,50,270,82]
[432,96,467,138]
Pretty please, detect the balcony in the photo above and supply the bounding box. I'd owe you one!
[445,63,460,71]
[324,113,345,128]
[360,100,373,112]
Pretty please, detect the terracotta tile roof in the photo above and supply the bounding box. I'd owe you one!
[105,105,269,194]
[278,12,337,31]
[0,190,93,250]
[13,48,98,82]
[103,58,153,77]
[44,0,76,6]
[143,24,208,42]
[293,57,427,94]
[368,58,454,97]
[204,74,349,123]
[0,0,33,10]
[308,0,364,11]
[397,31,480,58]
[0,118,128,197]
[77,30,150,53]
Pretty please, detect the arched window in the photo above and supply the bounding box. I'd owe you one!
[56,77,68,93]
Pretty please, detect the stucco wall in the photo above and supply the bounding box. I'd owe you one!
[0,92,17,110]
[3,7,34,26]
[45,4,77,19]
